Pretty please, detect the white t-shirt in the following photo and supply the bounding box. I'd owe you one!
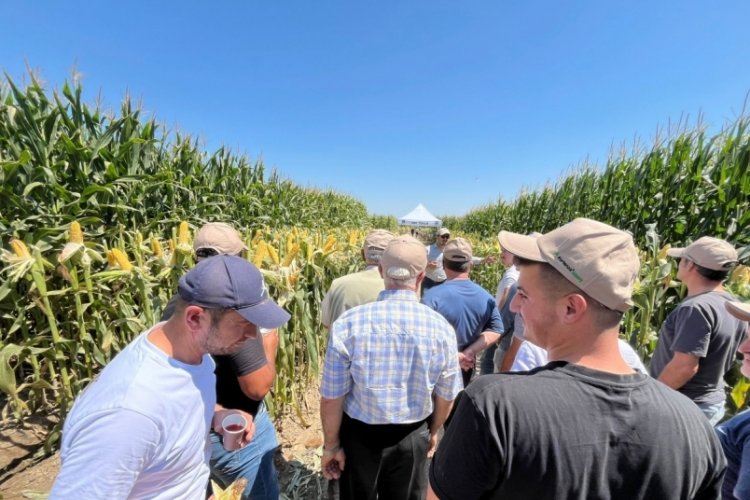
[495,265,520,304]
[425,243,447,282]
[511,339,648,373]
[51,325,216,499]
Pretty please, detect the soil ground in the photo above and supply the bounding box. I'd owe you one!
[0,382,328,500]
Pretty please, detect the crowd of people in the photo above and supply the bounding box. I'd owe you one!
[48,219,748,499]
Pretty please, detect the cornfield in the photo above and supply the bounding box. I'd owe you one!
[0,221,364,449]
[2,73,750,454]
[442,118,750,248]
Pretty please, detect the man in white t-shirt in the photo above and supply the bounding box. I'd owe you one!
[51,256,290,499]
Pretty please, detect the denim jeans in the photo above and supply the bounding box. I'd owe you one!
[209,406,279,500]
[696,401,726,426]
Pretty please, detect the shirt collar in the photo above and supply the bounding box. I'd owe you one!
[377,289,419,302]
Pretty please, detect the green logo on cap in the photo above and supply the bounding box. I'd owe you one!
[554,251,583,283]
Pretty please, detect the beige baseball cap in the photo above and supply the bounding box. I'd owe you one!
[497,231,542,262]
[443,238,473,262]
[726,301,750,321]
[498,218,640,312]
[666,236,738,271]
[194,222,248,255]
[380,235,427,280]
[363,229,395,261]
[437,227,450,236]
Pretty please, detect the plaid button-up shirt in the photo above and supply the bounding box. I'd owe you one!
[320,289,462,424]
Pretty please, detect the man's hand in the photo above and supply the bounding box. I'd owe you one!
[427,261,439,270]
[321,445,346,480]
[212,408,256,447]
[427,431,439,458]
[458,351,475,371]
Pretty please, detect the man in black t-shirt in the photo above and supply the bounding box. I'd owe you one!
[428,218,726,500]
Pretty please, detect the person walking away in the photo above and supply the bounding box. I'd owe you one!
[320,235,462,500]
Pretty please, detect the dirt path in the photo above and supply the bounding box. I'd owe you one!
[0,384,326,500]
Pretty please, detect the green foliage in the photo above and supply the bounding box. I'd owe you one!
[0,75,370,248]
[450,121,750,250]
[368,214,398,232]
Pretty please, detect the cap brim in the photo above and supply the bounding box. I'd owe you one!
[726,301,750,322]
[236,299,291,329]
[498,231,544,262]
[666,247,684,258]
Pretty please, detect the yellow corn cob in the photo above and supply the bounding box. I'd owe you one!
[323,234,336,253]
[151,238,163,257]
[305,239,314,260]
[286,231,295,251]
[252,230,263,246]
[348,230,358,247]
[178,221,190,246]
[108,249,133,271]
[135,230,144,247]
[253,241,267,268]
[11,239,31,259]
[266,242,280,265]
[282,243,299,267]
[69,221,84,244]
[106,249,117,267]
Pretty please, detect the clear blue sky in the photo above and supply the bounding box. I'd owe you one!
[3,1,749,218]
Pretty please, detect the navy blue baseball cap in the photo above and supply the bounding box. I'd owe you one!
[178,255,290,329]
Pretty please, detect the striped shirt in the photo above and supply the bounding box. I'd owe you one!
[321,289,462,424]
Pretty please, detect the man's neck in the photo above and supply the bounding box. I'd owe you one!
[446,271,470,281]
[546,328,633,375]
[149,320,204,365]
[686,279,725,297]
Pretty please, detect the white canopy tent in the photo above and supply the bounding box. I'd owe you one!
[398,203,442,228]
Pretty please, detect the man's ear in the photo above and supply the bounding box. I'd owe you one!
[378,263,385,279]
[561,293,587,324]
[184,305,207,330]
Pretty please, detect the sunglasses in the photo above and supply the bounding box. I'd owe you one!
[440,235,450,239]
[195,247,219,259]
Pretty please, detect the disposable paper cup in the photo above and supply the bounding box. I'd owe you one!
[221,413,247,451]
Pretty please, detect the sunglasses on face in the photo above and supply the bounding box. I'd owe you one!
[440,235,450,239]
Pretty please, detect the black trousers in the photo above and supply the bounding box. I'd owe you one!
[339,414,429,500]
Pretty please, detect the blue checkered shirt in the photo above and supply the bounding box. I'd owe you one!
[320,289,462,424]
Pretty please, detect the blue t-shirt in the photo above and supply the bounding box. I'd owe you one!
[716,408,750,499]
[422,279,504,350]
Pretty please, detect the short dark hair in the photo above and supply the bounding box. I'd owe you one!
[514,260,623,329]
[692,262,730,282]
[171,296,231,326]
[444,258,471,273]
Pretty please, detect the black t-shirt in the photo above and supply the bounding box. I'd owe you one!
[214,334,267,416]
[429,362,726,500]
